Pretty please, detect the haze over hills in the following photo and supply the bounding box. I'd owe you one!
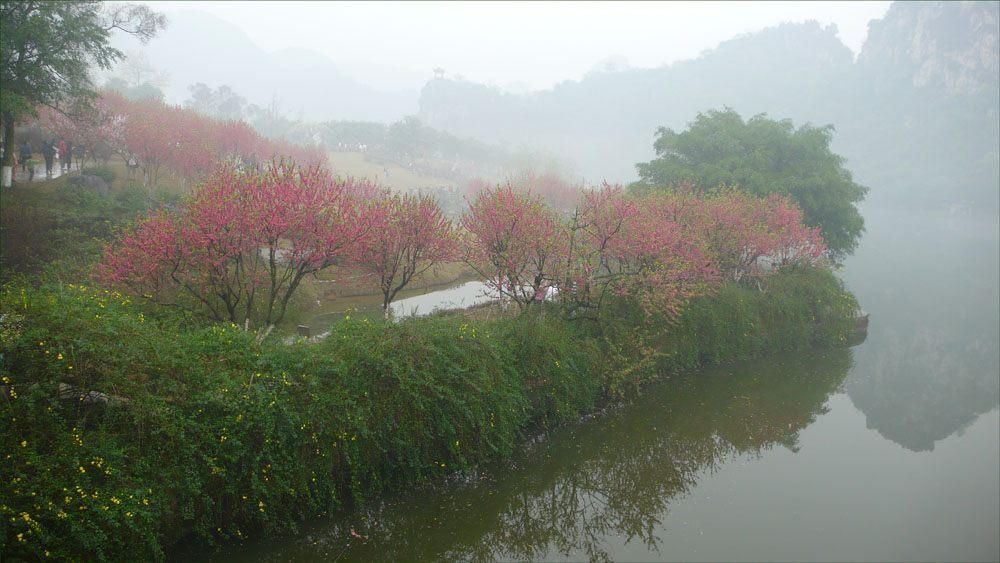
[108,9,419,121]
[419,20,857,183]
[418,1,999,209]
[110,2,998,210]
[843,1,999,209]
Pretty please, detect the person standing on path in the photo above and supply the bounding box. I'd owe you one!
[18,140,31,173]
[41,140,55,177]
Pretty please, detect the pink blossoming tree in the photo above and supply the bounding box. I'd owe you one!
[97,160,377,329]
[562,187,718,323]
[461,185,568,312]
[355,191,459,315]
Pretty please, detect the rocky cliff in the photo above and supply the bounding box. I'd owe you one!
[859,1,999,96]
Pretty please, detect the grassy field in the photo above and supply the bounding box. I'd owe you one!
[326,150,458,192]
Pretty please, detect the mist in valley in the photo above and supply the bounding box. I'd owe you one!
[109,2,996,209]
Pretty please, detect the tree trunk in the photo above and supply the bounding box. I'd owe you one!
[2,113,14,187]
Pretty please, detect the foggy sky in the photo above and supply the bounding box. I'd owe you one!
[135,1,892,93]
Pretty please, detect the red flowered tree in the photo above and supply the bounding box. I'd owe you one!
[461,185,568,312]
[687,189,826,285]
[90,90,325,188]
[557,185,719,323]
[625,192,719,322]
[560,185,639,316]
[355,191,459,315]
[762,194,826,270]
[97,160,376,329]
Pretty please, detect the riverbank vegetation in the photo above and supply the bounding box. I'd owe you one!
[1,265,856,560]
[2,142,861,562]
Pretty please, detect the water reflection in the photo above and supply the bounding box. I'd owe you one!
[841,207,1000,451]
[201,348,853,562]
[193,207,1000,562]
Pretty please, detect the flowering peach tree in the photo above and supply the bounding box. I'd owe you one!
[688,189,826,285]
[461,185,568,312]
[560,186,718,323]
[96,160,377,329]
[355,191,459,315]
[92,90,325,187]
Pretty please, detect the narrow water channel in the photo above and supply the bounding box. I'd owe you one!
[304,279,491,335]
[190,206,999,562]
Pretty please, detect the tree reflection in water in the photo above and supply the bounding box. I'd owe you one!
[207,348,853,563]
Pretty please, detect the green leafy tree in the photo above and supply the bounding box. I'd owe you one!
[387,116,431,156]
[183,83,247,121]
[103,76,165,102]
[633,108,868,258]
[0,1,165,169]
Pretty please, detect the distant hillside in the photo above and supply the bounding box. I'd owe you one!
[419,20,855,183]
[109,10,418,122]
[859,1,999,96]
[838,0,999,209]
[417,2,999,210]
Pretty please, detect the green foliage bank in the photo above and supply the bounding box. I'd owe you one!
[0,270,857,560]
[632,108,868,259]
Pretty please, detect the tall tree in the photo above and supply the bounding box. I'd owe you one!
[0,1,164,171]
[632,108,868,259]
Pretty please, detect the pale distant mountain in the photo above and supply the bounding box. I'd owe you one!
[415,2,998,209]
[841,0,999,208]
[271,47,344,72]
[859,0,999,96]
[108,9,419,122]
[333,58,433,93]
[265,47,429,92]
[418,20,855,183]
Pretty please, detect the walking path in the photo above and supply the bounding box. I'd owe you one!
[13,162,79,184]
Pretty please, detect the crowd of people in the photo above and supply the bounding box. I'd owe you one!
[8,138,86,183]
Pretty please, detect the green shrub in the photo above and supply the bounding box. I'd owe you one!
[1,284,191,560]
[54,181,105,211]
[0,286,600,560]
[110,184,155,218]
[81,166,117,185]
[595,268,858,388]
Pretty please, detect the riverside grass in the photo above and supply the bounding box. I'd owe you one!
[0,269,857,561]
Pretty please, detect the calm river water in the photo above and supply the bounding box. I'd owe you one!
[194,205,999,562]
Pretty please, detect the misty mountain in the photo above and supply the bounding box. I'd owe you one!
[859,1,999,96]
[417,2,999,210]
[418,20,855,183]
[109,9,419,122]
[419,21,859,181]
[110,3,999,210]
[840,0,999,209]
